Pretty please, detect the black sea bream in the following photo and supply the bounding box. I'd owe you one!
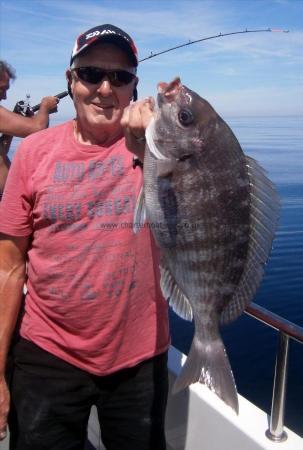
[134,78,279,413]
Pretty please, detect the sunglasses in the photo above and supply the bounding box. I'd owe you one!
[72,67,136,87]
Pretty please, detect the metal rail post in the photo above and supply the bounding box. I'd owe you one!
[266,332,290,442]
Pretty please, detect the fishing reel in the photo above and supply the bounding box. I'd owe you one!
[13,94,34,117]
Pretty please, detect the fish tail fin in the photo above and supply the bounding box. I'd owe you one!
[173,336,239,414]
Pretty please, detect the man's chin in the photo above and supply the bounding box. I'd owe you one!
[86,115,122,132]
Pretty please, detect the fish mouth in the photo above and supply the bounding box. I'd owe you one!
[157,77,182,103]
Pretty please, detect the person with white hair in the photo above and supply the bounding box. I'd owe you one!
[0,60,58,197]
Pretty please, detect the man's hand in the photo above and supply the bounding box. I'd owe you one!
[121,97,155,161]
[0,375,9,441]
[39,96,59,114]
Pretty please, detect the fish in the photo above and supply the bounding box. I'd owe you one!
[134,78,279,414]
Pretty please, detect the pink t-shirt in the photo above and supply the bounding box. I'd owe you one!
[0,121,170,375]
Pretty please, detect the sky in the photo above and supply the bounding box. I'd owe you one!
[0,0,302,122]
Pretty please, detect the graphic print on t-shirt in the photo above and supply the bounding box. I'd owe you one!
[33,153,141,303]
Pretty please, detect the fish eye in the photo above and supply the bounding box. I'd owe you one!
[178,109,194,127]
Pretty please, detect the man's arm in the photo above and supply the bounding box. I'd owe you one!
[0,95,58,138]
[0,139,11,196]
[0,234,29,440]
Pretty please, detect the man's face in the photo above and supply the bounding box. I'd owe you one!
[0,71,10,101]
[67,43,137,137]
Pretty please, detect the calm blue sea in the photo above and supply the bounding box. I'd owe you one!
[8,115,303,436]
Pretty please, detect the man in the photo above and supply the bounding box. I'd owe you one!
[0,60,59,196]
[0,24,170,450]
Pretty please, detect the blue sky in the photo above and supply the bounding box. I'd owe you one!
[1,0,302,121]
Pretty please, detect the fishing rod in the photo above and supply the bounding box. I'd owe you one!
[31,91,68,113]
[19,27,289,112]
[14,91,69,117]
[139,28,289,62]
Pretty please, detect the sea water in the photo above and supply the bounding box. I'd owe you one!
[7,115,303,436]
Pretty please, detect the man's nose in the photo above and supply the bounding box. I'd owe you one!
[96,78,113,96]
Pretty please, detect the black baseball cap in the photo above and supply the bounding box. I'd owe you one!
[70,24,138,67]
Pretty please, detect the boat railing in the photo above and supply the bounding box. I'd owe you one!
[245,302,303,442]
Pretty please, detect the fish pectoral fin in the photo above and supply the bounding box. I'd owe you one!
[156,159,177,177]
[133,186,146,233]
[160,265,193,321]
[173,335,239,414]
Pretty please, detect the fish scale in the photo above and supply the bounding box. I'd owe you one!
[134,77,279,414]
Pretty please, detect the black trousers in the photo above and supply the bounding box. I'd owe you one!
[9,339,168,450]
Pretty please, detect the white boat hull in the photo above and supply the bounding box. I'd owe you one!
[87,346,302,450]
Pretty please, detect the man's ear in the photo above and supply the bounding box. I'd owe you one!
[133,77,138,101]
[133,88,138,102]
[66,69,73,99]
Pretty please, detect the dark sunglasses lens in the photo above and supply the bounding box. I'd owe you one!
[112,71,135,86]
[75,68,135,86]
[76,68,103,84]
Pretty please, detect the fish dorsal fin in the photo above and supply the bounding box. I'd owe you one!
[133,186,146,234]
[160,265,193,321]
[220,156,280,325]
